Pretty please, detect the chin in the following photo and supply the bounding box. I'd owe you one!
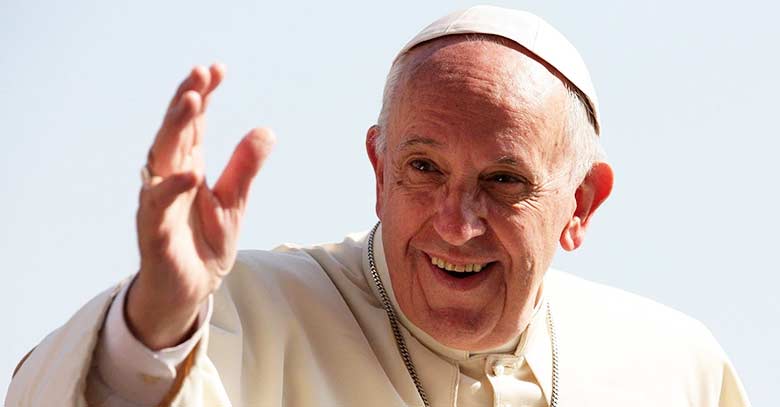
[421,307,504,351]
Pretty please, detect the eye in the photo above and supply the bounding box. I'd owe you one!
[488,173,525,184]
[410,159,438,173]
[482,172,532,202]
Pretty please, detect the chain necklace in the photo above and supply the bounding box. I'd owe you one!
[366,222,560,407]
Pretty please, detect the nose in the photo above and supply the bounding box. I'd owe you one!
[432,187,487,246]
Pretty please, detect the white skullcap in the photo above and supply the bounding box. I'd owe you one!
[396,5,601,134]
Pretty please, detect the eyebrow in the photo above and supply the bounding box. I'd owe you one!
[495,155,522,167]
[397,137,529,166]
[396,136,443,151]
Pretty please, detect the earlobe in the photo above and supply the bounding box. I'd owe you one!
[559,162,614,251]
[559,217,582,251]
[365,125,385,218]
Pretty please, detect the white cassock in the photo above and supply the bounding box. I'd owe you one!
[6,227,750,406]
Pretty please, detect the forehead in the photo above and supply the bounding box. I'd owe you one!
[388,37,568,157]
[403,36,560,97]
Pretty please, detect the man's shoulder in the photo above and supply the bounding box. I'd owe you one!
[226,229,369,285]
[215,231,371,314]
[206,232,376,370]
[547,268,716,339]
[546,269,730,393]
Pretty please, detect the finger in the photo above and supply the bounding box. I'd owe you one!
[213,128,276,210]
[167,66,210,110]
[201,63,226,111]
[139,171,200,221]
[164,90,202,137]
[149,90,203,176]
[150,65,219,176]
[160,66,209,136]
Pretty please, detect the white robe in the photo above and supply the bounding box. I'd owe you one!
[6,228,750,406]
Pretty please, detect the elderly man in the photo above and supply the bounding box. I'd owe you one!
[7,5,749,407]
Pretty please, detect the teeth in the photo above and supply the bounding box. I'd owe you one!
[430,256,487,273]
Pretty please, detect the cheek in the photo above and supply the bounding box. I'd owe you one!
[384,165,441,217]
[393,186,435,208]
[379,176,438,245]
[488,199,563,260]
[383,191,436,233]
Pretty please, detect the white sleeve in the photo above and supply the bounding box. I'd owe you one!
[85,280,212,407]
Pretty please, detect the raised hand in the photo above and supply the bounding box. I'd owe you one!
[127,64,275,350]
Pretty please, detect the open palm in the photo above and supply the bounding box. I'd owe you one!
[129,64,274,349]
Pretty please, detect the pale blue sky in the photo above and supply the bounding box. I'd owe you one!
[1,0,777,404]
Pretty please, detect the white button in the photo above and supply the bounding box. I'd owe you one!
[493,362,505,376]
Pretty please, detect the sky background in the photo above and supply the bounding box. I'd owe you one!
[1,0,777,404]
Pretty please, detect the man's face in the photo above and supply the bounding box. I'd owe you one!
[370,38,579,351]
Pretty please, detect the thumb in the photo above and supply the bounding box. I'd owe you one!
[213,128,276,210]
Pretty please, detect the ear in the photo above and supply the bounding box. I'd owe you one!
[560,162,614,251]
[365,125,385,219]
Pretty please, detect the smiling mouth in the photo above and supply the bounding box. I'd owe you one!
[429,256,494,279]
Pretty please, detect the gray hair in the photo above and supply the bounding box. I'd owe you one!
[374,37,605,188]
[561,87,606,186]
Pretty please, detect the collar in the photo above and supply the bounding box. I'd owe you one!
[361,224,554,405]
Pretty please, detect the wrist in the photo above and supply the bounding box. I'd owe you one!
[125,273,205,350]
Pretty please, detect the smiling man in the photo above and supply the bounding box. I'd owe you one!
[7,6,749,407]
[369,34,610,354]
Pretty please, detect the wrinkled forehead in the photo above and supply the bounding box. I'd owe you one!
[387,37,570,161]
[400,35,567,108]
